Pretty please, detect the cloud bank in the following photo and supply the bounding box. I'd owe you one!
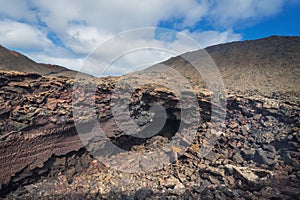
[0,0,289,76]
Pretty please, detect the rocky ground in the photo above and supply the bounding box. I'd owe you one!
[0,69,299,199]
[0,36,299,199]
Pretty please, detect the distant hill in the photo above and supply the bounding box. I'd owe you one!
[1,36,299,96]
[0,45,91,78]
[155,36,300,96]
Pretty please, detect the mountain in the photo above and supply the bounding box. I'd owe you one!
[156,36,300,97]
[0,45,91,78]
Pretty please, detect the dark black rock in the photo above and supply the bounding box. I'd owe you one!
[254,148,273,165]
[241,149,255,161]
[134,188,154,200]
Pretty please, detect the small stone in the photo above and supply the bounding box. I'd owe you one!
[262,99,279,109]
[208,175,219,185]
[49,116,58,123]
[75,162,83,173]
[0,106,11,117]
[46,98,57,110]
[164,176,185,195]
[65,167,76,183]
[91,159,98,165]
[205,152,220,163]
[53,157,66,167]
[184,167,194,177]
[134,188,153,200]
[281,186,300,198]
[8,121,28,131]
[261,144,276,153]
[226,176,235,186]
[296,170,300,179]
[260,187,280,199]
[228,122,239,129]
[254,148,273,165]
[259,115,278,127]
[241,149,255,160]
[280,151,300,167]
[205,166,225,177]
[225,164,272,185]
[232,152,244,164]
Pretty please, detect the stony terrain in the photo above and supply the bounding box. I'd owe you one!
[162,36,300,97]
[0,36,299,199]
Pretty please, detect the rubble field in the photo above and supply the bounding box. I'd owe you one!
[0,71,299,199]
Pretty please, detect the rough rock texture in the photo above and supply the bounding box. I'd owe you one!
[0,36,299,199]
[162,36,300,96]
[0,70,299,199]
[0,72,82,187]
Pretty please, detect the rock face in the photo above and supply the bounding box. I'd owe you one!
[0,72,83,188]
[0,70,299,199]
[0,36,299,199]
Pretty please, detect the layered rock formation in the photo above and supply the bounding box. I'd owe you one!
[0,36,299,199]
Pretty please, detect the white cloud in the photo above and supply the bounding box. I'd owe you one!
[0,0,289,76]
[0,20,52,50]
[209,0,285,27]
[180,29,242,48]
[0,0,35,22]
[30,0,210,55]
[0,18,83,71]
[78,28,240,77]
[65,25,112,55]
[27,52,84,71]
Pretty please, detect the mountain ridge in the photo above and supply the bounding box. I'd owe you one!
[158,35,300,96]
[1,35,299,93]
[0,45,91,78]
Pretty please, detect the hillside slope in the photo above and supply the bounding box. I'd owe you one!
[0,45,90,78]
[158,36,300,97]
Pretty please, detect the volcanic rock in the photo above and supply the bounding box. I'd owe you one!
[0,36,299,199]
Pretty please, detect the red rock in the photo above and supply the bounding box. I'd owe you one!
[46,98,57,110]
[57,99,66,103]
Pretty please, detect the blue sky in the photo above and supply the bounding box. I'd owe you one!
[241,2,300,40]
[156,1,300,40]
[0,0,299,76]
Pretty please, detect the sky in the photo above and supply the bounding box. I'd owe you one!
[0,0,299,76]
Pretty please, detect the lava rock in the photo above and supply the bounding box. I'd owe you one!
[134,188,153,200]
